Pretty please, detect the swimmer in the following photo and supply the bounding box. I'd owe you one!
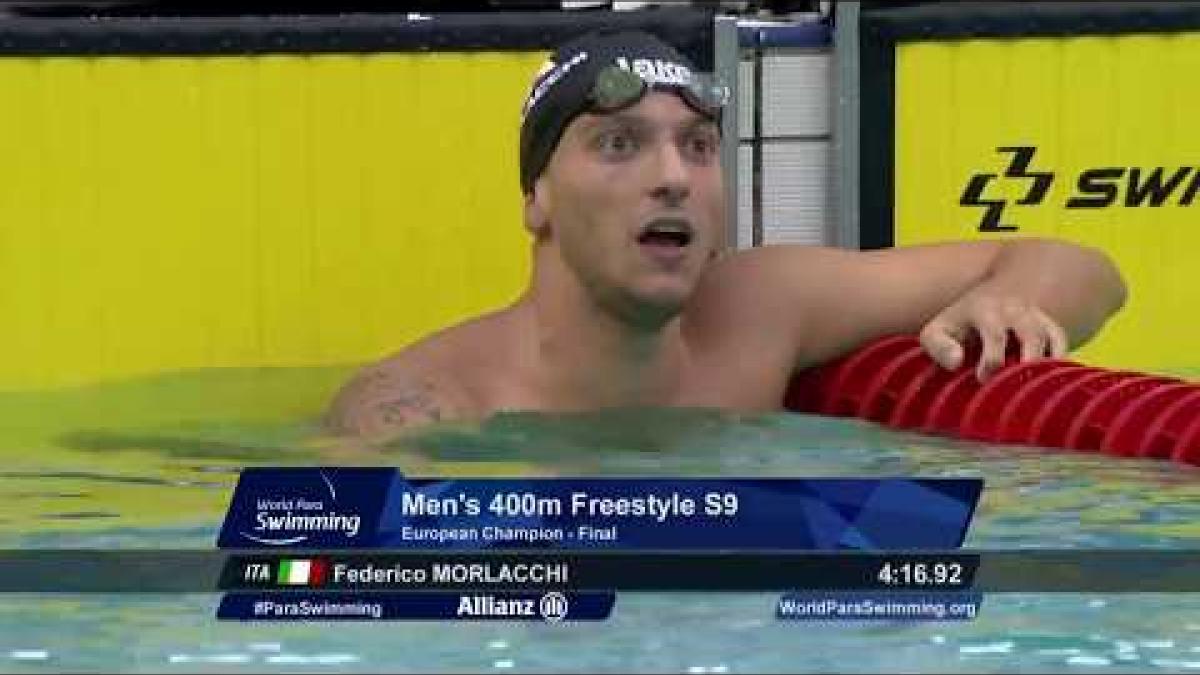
[327,29,1126,439]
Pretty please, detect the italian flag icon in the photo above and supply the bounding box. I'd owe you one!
[277,558,328,586]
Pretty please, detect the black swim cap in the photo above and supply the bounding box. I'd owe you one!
[518,30,712,195]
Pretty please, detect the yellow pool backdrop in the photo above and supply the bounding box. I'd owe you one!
[5,39,1193,398]
[0,52,545,394]
[896,32,1200,372]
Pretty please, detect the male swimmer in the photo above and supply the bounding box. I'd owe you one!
[327,30,1126,439]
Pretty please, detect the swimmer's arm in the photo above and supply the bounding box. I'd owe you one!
[690,239,1125,379]
[784,239,1127,374]
[324,366,470,439]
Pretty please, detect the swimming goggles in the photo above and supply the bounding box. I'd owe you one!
[587,65,730,120]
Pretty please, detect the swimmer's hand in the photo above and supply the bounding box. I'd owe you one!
[920,290,1069,383]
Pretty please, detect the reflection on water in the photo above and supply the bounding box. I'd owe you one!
[1,367,1199,672]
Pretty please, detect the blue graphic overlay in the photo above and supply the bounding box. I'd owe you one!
[217,591,615,622]
[218,469,982,551]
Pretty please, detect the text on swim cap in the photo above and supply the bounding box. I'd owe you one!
[522,51,590,119]
[615,57,692,87]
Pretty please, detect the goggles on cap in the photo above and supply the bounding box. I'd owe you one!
[588,65,730,119]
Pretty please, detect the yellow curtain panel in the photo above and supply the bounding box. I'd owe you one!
[0,52,542,391]
[895,33,1200,372]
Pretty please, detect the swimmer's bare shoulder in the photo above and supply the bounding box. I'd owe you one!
[325,317,502,438]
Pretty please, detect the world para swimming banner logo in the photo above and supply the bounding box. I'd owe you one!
[217,468,394,548]
[960,146,1200,232]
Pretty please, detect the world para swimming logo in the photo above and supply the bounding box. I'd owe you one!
[229,469,363,546]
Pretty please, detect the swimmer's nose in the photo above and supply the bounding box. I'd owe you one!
[649,142,690,207]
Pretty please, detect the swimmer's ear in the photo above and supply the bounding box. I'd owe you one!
[523,183,551,239]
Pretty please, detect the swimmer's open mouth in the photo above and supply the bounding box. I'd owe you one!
[637,218,694,247]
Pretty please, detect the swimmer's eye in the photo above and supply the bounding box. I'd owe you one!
[592,127,642,161]
[679,126,719,164]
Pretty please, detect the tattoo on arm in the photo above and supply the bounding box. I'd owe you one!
[372,380,444,427]
[327,369,453,436]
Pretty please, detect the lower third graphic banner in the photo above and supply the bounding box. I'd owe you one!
[217,591,615,622]
[221,552,979,591]
[216,468,982,550]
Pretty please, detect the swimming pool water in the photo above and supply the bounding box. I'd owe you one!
[1,367,1198,673]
